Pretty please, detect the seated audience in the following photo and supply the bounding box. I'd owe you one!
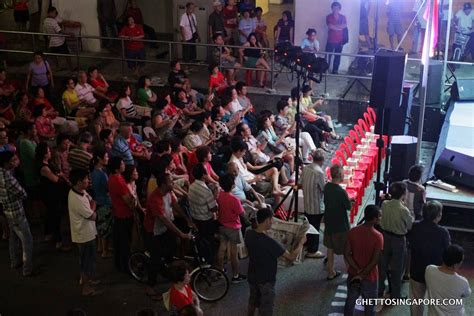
[239,33,270,88]
[137,75,157,108]
[212,33,241,84]
[88,66,118,102]
[62,78,96,120]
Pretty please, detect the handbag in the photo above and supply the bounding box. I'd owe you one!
[342,27,349,45]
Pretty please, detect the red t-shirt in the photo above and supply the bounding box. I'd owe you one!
[108,174,134,219]
[326,14,347,44]
[119,25,145,51]
[144,188,176,233]
[217,191,244,229]
[169,284,193,310]
[33,98,53,110]
[90,78,106,89]
[14,1,28,11]
[223,6,238,29]
[346,225,384,282]
[209,72,226,94]
[163,103,180,118]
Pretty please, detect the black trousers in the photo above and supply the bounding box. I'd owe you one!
[183,38,197,61]
[43,197,62,243]
[194,218,219,264]
[148,230,177,287]
[304,213,324,253]
[113,217,133,273]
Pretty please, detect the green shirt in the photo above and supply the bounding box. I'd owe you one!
[323,182,351,234]
[137,88,151,107]
[18,138,39,187]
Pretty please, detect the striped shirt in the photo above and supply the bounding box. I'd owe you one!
[301,163,325,215]
[116,96,137,118]
[188,180,217,221]
[0,168,28,221]
[68,148,93,171]
[75,83,97,105]
[111,135,134,165]
[43,16,65,47]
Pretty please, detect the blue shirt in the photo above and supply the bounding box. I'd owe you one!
[91,168,112,207]
[301,38,320,53]
[238,18,256,44]
[408,220,451,283]
[232,173,252,202]
[111,135,134,165]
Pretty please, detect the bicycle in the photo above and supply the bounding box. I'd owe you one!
[128,232,229,302]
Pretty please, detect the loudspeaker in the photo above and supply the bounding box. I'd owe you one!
[390,135,417,182]
[369,49,407,136]
[409,105,445,142]
[451,79,474,101]
[420,60,443,105]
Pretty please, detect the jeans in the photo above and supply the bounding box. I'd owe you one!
[113,217,133,272]
[304,213,323,253]
[344,278,377,316]
[248,282,276,316]
[378,232,406,298]
[326,42,343,73]
[8,215,33,275]
[77,239,97,277]
[409,278,426,316]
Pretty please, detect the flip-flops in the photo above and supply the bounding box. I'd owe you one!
[326,271,342,281]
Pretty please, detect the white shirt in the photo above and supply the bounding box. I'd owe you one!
[116,96,137,117]
[425,265,471,316]
[230,154,254,183]
[301,163,325,215]
[75,82,97,104]
[68,189,97,243]
[43,16,65,47]
[455,10,474,31]
[229,99,243,114]
[180,13,197,41]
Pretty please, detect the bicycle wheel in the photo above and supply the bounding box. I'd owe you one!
[128,252,150,283]
[191,266,229,302]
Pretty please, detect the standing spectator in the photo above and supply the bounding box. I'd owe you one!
[208,1,225,39]
[301,149,325,259]
[13,0,29,35]
[326,2,347,74]
[453,3,474,61]
[217,174,246,283]
[378,182,414,299]
[275,11,294,44]
[360,0,371,48]
[254,7,269,47]
[238,10,256,45]
[35,142,69,250]
[403,164,426,221]
[410,0,427,55]
[125,0,158,48]
[52,133,71,181]
[324,164,352,280]
[425,245,471,315]
[42,6,75,70]
[119,16,145,77]
[408,201,450,316]
[223,0,239,44]
[108,156,135,272]
[25,51,54,100]
[0,151,33,277]
[97,0,117,49]
[91,149,113,259]
[17,123,39,193]
[68,169,101,296]
[344,205,383,316]
[239,0,255,13]
[245,207,306,316]
[387,0,403,50]
[137,75,157,108]
[68,132,93,171]
[180,2,200,62]
[111,123,134,166]
[144,172,193,299]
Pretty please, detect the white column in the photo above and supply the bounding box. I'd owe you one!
[295,0,360,71]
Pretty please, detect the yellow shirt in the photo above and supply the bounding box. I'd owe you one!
[62,89,80,115]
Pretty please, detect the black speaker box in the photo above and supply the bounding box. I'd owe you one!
[369,49,407,136]
[420,60,443,105]
[408,105,445,142]
[390,136,417,182]
[451,79,474,101]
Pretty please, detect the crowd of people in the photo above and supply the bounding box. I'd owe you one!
[0,1,473,316]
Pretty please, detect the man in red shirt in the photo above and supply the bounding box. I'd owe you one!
[144,172,193,300]
[325,2,347,74]
[344,205,383,316]
[119,15,145,75]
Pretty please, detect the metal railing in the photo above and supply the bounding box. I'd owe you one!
[0,29,472,96]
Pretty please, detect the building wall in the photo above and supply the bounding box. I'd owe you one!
[294,0,360,71]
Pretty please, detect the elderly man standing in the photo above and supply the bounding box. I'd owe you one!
[378,182,414,300]
[208,1,226,39]
[301,149,325,259]
[180,2,200,62]
[408,201,450,316]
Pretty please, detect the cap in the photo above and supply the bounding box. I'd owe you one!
[213,1,222,6]
[464,3,472,10]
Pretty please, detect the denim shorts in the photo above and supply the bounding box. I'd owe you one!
[78,239,97,277]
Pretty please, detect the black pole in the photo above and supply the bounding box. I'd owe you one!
[293,71,302,223]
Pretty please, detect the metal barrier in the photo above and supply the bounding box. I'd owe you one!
[0,29,472,95]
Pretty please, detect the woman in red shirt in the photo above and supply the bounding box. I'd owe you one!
[33,104,56,140]
[208,64,228,96]
[88,66,118,102]
[223,0,238,44]
[32,86,58,118]
[119,16,145,76]
[168,261,203,315]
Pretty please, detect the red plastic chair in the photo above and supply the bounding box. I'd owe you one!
[348,130,374,176]
[364,112,374,127]
[325,165,358,223]
[367,106,376,124]
[333,150,363,207]
[339,143,368,187]
[245,69,267,87]
[355,122,378,169]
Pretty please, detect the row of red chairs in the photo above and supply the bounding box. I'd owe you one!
[325,107,388,223]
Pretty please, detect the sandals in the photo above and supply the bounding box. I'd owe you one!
[327,271,342,280]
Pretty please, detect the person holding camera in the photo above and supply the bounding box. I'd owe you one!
[344,205,383,316]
